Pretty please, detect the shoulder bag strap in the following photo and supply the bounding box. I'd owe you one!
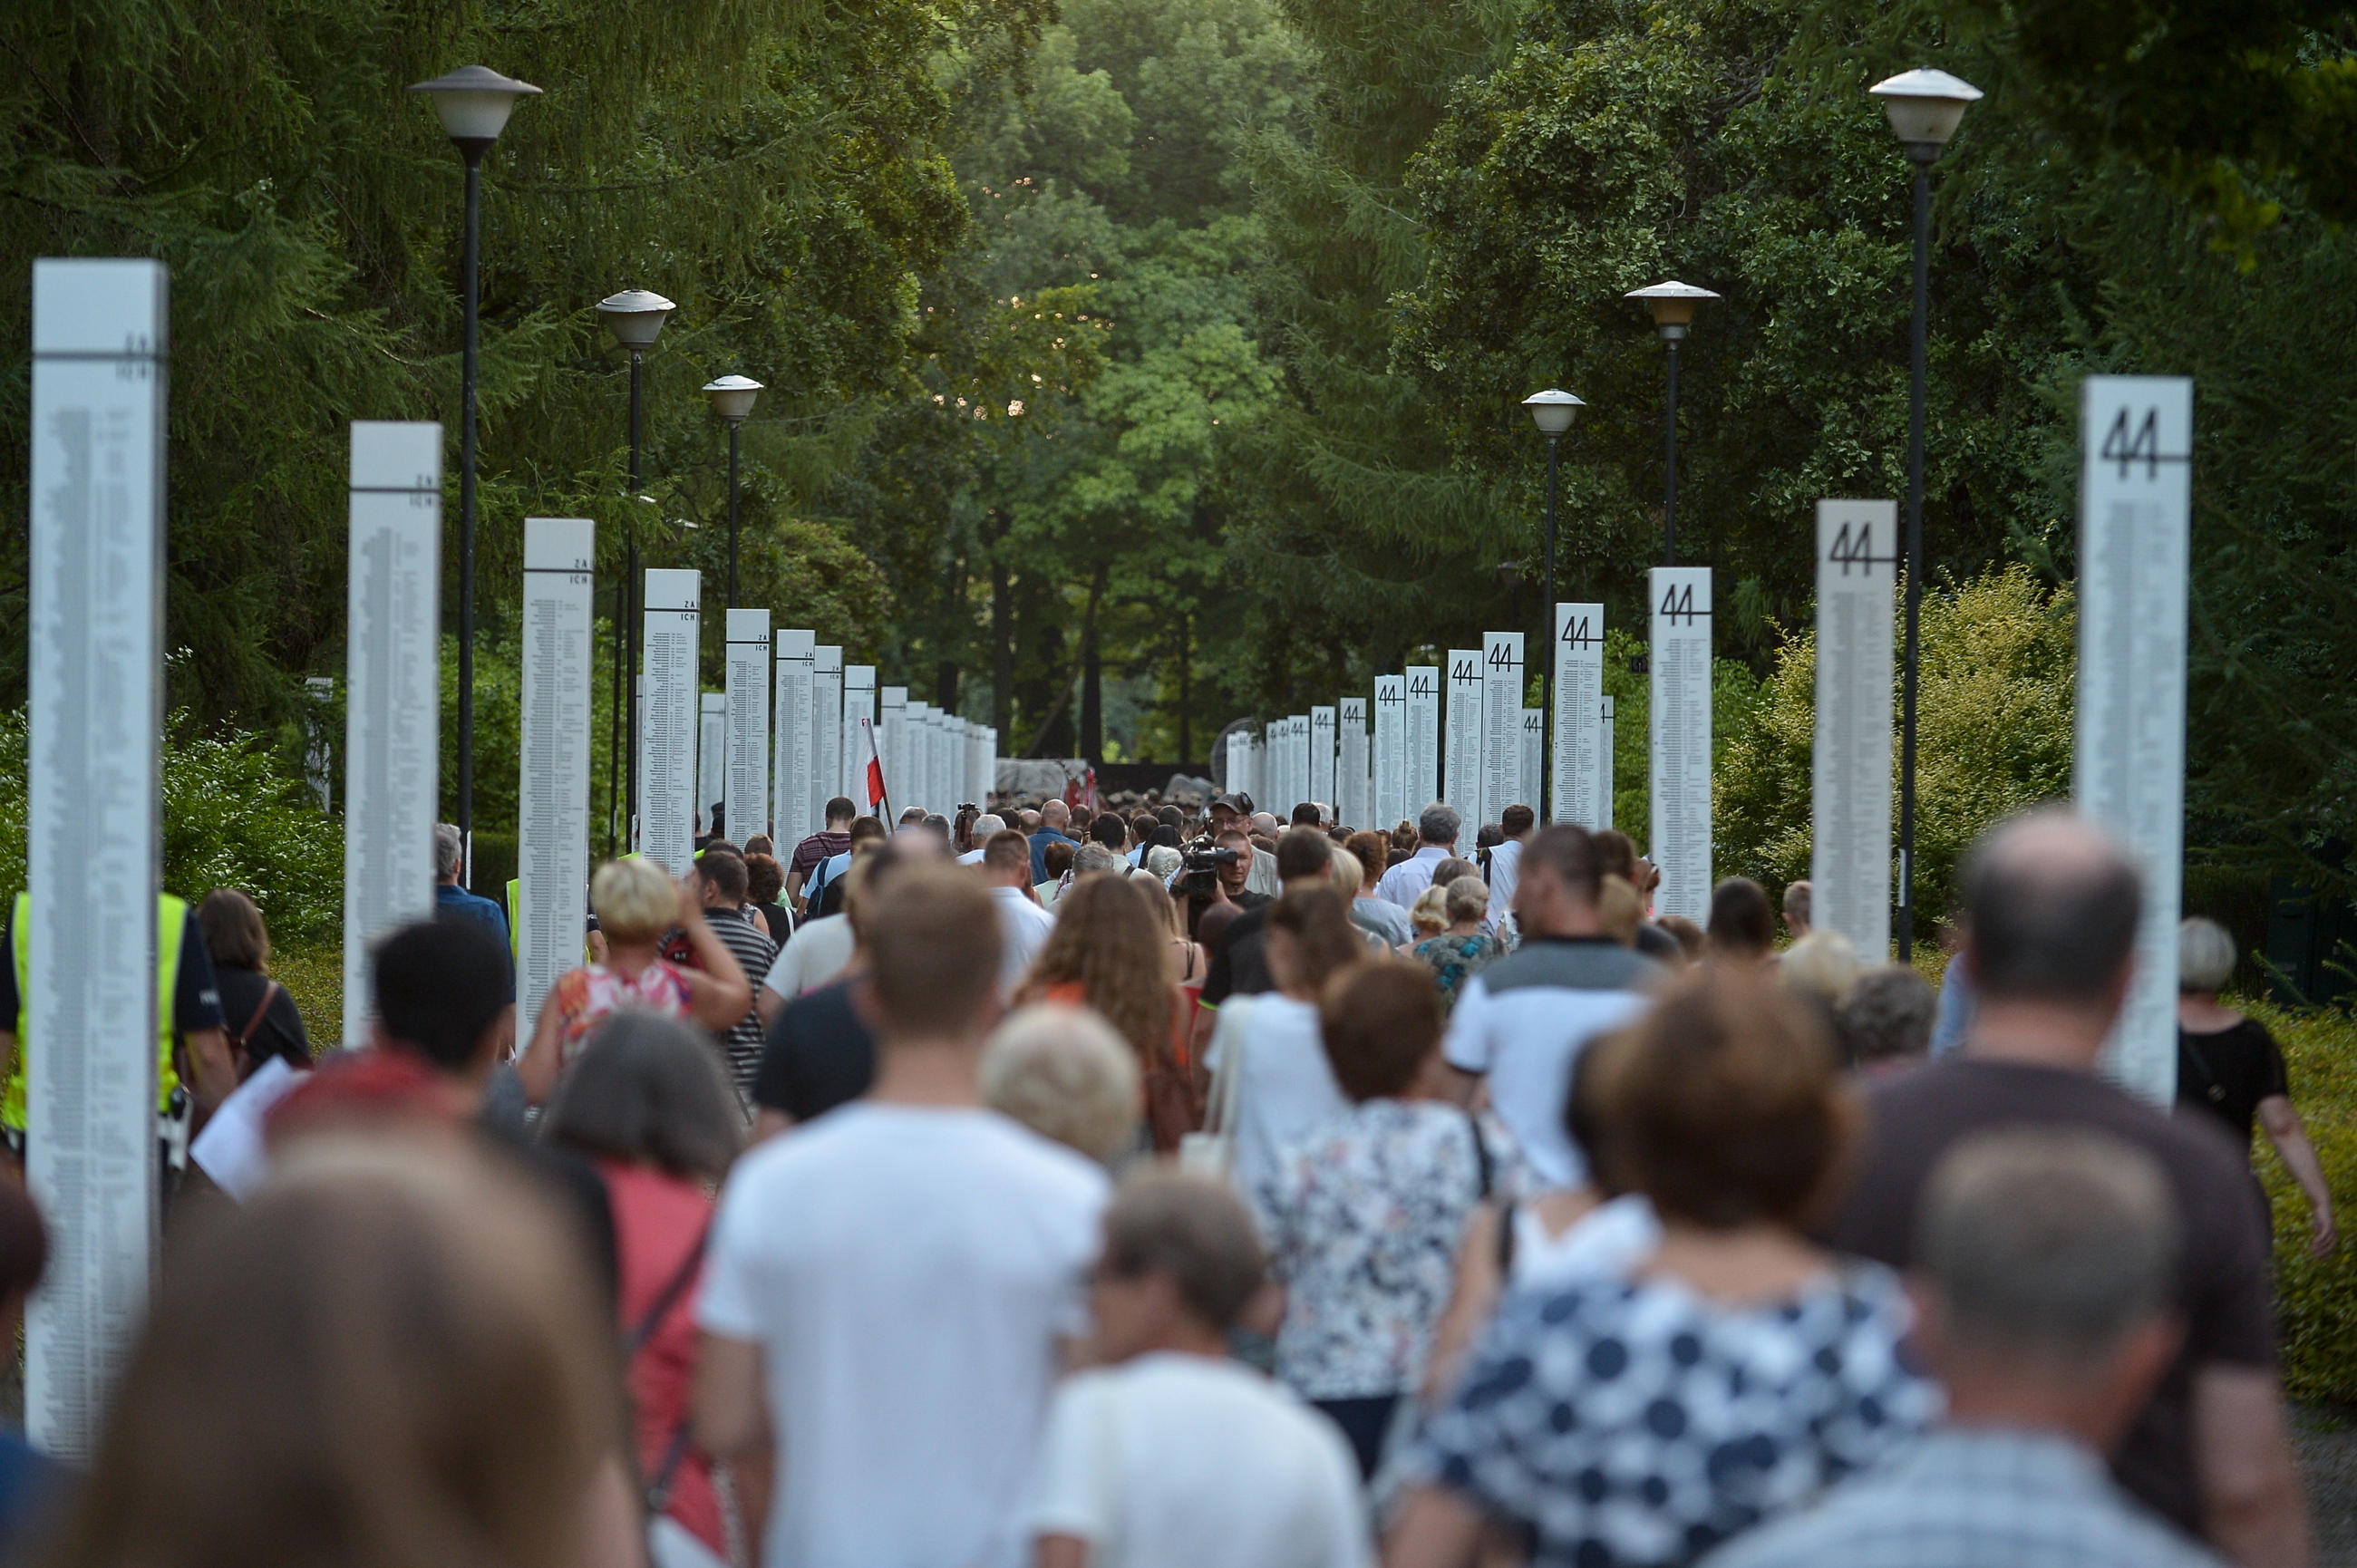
[1461,1108,1494,1199]
[627,1216,713,1357]
[234,981,280,1050]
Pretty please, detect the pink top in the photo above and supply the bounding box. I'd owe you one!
[550,960,694,1061]
[600,1160,723,1557]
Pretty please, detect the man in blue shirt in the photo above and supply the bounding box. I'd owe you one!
[433,824,512,998]
[1027,799,1080,882]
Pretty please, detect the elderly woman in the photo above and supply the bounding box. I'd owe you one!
[980,1003,1140,1166]
[1409,877,1502,1011]
[2177,915,2337,1255]
[1388,972,1935,1568]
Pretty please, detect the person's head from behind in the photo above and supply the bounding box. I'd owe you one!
[1705,876,1775,963]
[1291,801,1323,829]
[1657,914,1703,964]
[1091,1169,1267,1359]
[1275,827,1333,888]
[1430,857,1479,890]
[2178,916,2237,1001]
[1781,929,1861,1008]
[743,852,784,908]
[1417,803,1461,848]
[1072,843,1126,879]
[1514,824,1603,940]
[1390,820,1419,856]
[822,795,857,828]
[542,1013,743,1183]
[1501,803,1537,841]
[1409,884,1450,937]
[742,834,774,857]
[867,864,1002,1047]
[980,1004,1140,1164]
[1345,831,1387,893]
[372,918,514,1092]
[1586,971,1850,1234]
[52,1141,615,1568]
[971,813,1006,842]
[692,847,749,910]
[840,840,908,944]
[1043,839,1078,882]
[432,822,464,886]
[1592,829,1638,885]
[1597,874,1644,945]
[1320,961,1442,1103]
[1916,1128,2182,1448]
[197,887,271,973]
[848,814,888,849]
[1250,811,1279,838]
[1267,886,1366,1000]
[1443,875,1489,932]
[1090,812,1128,850]
[590,857,678,951]
[1961,808,2142,1047]
[1781,879,1813,937]
[1041,799,1071,831]
[980,828,1033,887]
[1327,847,1363,901]
[1840,965,1936,1066]
[898,805,926,828]
[1475,822,1504,854]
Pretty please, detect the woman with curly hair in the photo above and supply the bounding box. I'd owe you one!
[1014,876,1190,1152]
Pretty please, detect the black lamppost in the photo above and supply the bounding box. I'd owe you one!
[1869,66,1981,963]
[409,64,540,885]
[1625,281,1720,566]
[1522,388,1584,818]
[597,288,675,856]
[701,375,765,606]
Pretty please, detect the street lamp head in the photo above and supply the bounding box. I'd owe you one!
[408,65,541,151]
[1495,560,1523,589]
[1869,68,1983,160]
[702,374,764,424]
[597,289,675,351]
[1625,280,1721,341]
[1522,388,1585,438]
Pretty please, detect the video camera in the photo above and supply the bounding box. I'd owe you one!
[1177,843,1239,899]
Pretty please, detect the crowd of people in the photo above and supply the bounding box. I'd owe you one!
[0,788,2335,1568]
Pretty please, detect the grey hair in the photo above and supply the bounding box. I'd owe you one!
[980,1004,1139,1163]
[973,814,1006,837]
[432,823,463,880]
[1417,802,1462,847]
[1839,965,1935,1064]
[541,1012,745,1181]
[1442,875,1489,924]
[1920,1128,2178,1371]
[1145,845,1182,881]
[2178,916,2238,994]
[1073,843,1126,876]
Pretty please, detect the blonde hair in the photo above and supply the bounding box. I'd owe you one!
[1409,884,1450,936]
[1442,875,1489,926]
[1597,874,1644,944]
[591,858,676,945]
[1781,929,1862,1007]
[1328,847,1364,900]
[981,1004,1140,1163]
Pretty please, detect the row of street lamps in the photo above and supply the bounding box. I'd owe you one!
[1517,65,1980,965]
[406,66,768,869]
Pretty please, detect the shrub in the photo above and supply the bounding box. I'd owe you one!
[2256,1000,2357,1404]
[1716,565,2076,934]
[0,709,344,945]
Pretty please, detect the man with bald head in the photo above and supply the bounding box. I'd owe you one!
[1829,808,2304,1566]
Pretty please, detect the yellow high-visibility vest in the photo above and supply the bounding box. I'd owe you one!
[5,891,189,1129]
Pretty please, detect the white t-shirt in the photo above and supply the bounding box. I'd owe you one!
[1209,995,1348,1202]
[698,1103,1110,1568]
[1487,837,1524,936]
[1027,1353,1371,1568]
[761,913,857,999]
[993,885,1056,995]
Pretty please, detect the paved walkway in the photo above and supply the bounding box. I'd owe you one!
[2298,1407,2357,1565]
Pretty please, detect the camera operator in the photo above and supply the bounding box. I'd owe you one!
[1187,830,1335,1070]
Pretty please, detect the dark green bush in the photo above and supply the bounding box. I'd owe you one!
[2255,1001,2357,1405]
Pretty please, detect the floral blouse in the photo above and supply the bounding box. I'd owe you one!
[1413,932,1504,1010]
[1409,1265,1937,1567]
[1253,1099,1521,1400]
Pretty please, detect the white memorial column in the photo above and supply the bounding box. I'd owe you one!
[1339,697,1368,829]
[25,258,170,1460]
[879,687,908,817]
[1405,665,1440,813]
[812,647,844,818]
[518,518,594,1031]
[1522,708,1542,807]
[774,630,815,849]
[1810,500,1896,961]
[2075,376,2194,1103]
[906,701,931,813]
[1649,567,1712,922]
[1553,604,1604,826]
[1310,706,1336,811]
[841,665,876,805]
[725,610,771,842]
[1373,678,1405,829]
[1443,650,1484,849]
[1482,632,1524,818]
[342,421,442,1047]
[638,570,702,874]
[698,693,726,836]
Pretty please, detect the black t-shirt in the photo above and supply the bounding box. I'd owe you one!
[1828,1057,2275,1535]
[1199,895,1277,1008]
[2176,1019,2290,1157]
[214,964,312,1073]
[752,977,877,1123]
